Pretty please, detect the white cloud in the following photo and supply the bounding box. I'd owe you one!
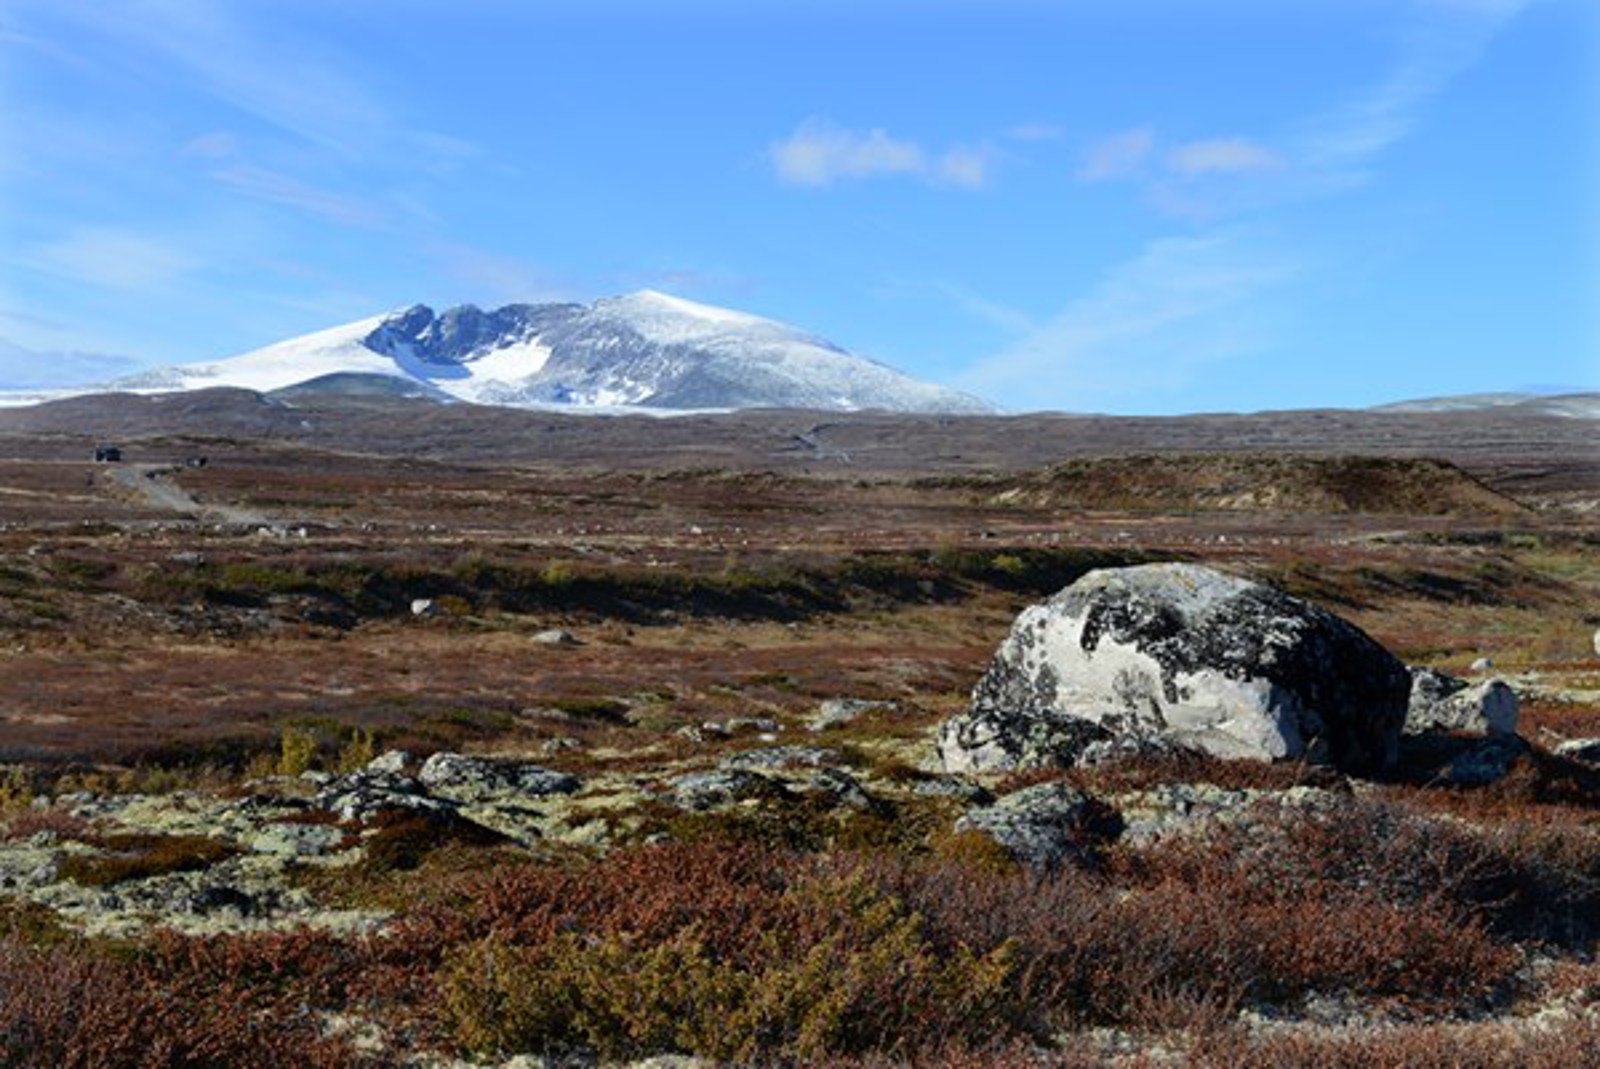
[956,232,1295,411]
[21,228,198,290]
[1076,126,1154,183]
[936,145,995,189]
[1165,137,1283,176]
[769,119,997,190]
[770,119,926,187]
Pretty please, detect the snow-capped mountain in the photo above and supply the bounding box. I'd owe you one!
[108,291,993,414]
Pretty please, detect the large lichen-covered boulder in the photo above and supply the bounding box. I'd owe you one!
[938,563,1411,774]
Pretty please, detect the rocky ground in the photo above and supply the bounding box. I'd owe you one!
[0,428,1597,1068]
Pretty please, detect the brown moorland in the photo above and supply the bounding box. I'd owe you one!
[0,401,1596,1067]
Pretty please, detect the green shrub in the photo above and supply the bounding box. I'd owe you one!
[278,727,319,777]
[0,768,32,814]
[438,870,1017,1062]
[335,729,377,773]
[544,697,630,723]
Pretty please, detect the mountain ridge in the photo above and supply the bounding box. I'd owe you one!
[100,291,993,415]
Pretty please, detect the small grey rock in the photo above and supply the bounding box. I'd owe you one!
[724,717,780,734]
[810,698,895,732]
[248,822,347,857]
[806,768,879,811]
[720,746,840,771]
[667,769,788,811]
[1406,667,1518,736]
[1555,738,1600,765]
[1439,734,1531,786]
[909,776,994,804]
[176,884,258,917]
[532,629,580,646]
[418,753,581,801]
[366,749,413,774]
[410,598,438,618]
[314,769,444,823]
[955,782,1122,869]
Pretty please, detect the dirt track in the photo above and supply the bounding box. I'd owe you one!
[104,463,272,527]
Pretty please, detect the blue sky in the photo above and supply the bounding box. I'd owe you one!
[0,0,1594,412]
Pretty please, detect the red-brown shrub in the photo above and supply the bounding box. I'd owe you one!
[0,808,90,842]
[0,935,366,1069]
[1191,1017,1600,1069]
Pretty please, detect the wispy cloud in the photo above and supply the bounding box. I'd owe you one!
[1165,137,1283,177]
[966,0,1537,411]
[10,1,474,219]
[0,335,138,389]
[933,282,1038,336]
[769,118,996,190]
[957,232,1295,410]
[1292,0,1535,185]
[1076,126,1154,183]
[208,165,387,228]
[44,1,392,156]
[426,242,574,307]
[21,228,198,291]
[182,131,240,161]
[1007,123,1062,142]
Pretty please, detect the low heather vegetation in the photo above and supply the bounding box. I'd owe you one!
[0,443,1596,1066]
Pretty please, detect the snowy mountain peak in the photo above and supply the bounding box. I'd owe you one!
[99,293,992,414]
[603,289,789,332]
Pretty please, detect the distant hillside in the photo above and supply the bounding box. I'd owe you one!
[939,454,1529,516]
[1373,391,1600,419]
[0,389,1593,509]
